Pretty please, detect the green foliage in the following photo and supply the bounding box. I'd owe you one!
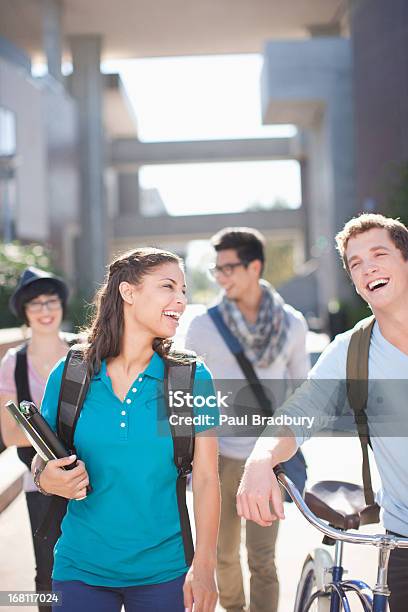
[67,294,94,335]
[245,198,291,212]
[342,295,372,329]
[0,241,92,332]
[264,241,295,288]
[187,267,217,306]
[0,242,53,328]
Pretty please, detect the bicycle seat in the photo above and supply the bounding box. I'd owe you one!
[304,481,380,530]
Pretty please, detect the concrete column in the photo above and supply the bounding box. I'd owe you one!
[41,0,63,81]
[303,121,338,319]
[69,34,107,297]
[118,171,141,216]
[299,159,311,260]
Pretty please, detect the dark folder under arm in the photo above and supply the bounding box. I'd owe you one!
[6,400,74,465]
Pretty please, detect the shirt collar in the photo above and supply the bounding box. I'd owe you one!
[92,360,104,381]
[92,351,165,382]
[143,351,165,380]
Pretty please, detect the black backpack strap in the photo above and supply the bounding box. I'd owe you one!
[15,344,31,404]
[57,347,89,452]
[346,316,376,506]
[36,347,89,541]
[34,495,68,542]
[165,358,197,567]
[14,344,36,469]
[208,306,273,417]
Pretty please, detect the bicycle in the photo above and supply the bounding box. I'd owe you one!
[274,466,408,611]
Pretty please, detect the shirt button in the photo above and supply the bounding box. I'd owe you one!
[138,377,143,382]
[120,422,126,428]
[126,398,131,404]
[132,388,137,393]
[121,410,126,416]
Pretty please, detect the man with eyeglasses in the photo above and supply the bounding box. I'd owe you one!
[185,227,310,612]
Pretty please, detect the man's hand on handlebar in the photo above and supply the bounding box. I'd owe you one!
[236,450,285,527]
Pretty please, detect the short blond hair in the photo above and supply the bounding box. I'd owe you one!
[335,213,408,273]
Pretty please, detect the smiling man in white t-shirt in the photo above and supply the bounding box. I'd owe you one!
[237,213,408,612]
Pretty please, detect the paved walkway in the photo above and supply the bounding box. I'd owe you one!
[0,485,36,612]
[0,438,382,611]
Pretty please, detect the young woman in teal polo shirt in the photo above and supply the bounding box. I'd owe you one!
[33,248,220,612]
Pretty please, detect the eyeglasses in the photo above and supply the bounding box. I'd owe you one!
[25,297,62,313]
[208,262,247,278]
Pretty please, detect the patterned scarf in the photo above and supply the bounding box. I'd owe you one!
[217,280,289,368]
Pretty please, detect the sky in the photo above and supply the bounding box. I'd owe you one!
[33,54,301,216]
[139,160,301,216]
[101,54,302,215]
[103,54,294,142]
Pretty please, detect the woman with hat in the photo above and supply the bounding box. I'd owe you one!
[0,266,71,611]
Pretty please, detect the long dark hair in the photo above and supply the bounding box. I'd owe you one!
[83,247,184,377]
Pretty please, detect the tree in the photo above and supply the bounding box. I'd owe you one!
[264,241,295,288]
[0,242,54,328]
[384,162,408,226]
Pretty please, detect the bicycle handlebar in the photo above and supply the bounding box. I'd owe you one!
[274,467,408,550]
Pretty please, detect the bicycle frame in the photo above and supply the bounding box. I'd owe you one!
[324,539,373,612]
[318,536,393,611]
[275,470,408,612]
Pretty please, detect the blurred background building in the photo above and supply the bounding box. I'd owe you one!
[0,0,407,329]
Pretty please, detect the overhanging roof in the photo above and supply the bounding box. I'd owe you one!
[1,0,347,61]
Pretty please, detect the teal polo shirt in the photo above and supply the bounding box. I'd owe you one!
[41,351,216,587]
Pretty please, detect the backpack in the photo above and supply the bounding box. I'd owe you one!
[36,346,198,567]
[14,336,78,470]
[346,315,379,517]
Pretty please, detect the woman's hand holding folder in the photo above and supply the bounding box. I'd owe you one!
[39,455,90,500]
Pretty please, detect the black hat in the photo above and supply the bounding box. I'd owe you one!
[9,267,69,319]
